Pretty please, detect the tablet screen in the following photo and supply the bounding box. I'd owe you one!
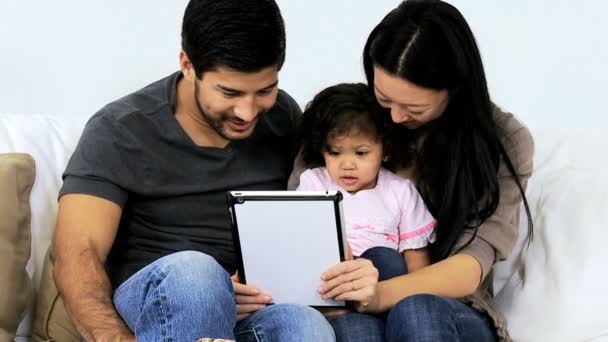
[228,191,348,307]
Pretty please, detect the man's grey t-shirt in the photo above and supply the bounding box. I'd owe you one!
[60,72,300,288]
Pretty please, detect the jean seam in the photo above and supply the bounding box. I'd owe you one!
[251,325,263,342]
[234,328,253,336]
[150,267,174,342]
[444,310,464,340]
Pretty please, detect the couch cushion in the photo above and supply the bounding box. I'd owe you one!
[0,153,35,340]
[0,113,87,339]
[32,246,80,342]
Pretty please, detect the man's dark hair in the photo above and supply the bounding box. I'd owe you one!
[181,0,286,78]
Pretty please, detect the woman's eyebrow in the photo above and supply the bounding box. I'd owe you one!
[374,85,389,99]
[374,85,428,108]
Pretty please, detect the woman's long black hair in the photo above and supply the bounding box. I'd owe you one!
[363,0,533,262]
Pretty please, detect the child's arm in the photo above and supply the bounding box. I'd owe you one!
[403,247,431,273]
[396,177,435,273]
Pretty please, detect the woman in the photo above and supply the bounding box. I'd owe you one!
[289,1,534,341]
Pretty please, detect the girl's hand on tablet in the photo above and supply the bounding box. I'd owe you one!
[318,258,379,313]
[231,272,272,321]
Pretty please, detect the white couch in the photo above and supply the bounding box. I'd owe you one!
[1,112,607,342]
[0,113,87,341]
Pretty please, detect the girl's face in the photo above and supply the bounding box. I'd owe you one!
[373,66,449,129]
[323,132,384,194]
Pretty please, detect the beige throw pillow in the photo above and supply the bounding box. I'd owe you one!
[32,245,80,342]
[0,153,35,341]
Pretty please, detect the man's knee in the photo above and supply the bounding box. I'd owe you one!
[160,251,229,280]
[261,304,335,341]
[153,251,233,300]
[114,251,237,333]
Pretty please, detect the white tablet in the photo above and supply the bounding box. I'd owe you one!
[227,190,349,308]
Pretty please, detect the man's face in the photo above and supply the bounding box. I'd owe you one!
[193,66,279,141]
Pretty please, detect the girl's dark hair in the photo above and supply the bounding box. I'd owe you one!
[363,0,533,262]
[298,83,409,170]
[181,0,286,78]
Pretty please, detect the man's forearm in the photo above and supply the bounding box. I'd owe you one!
[54,247,133,341]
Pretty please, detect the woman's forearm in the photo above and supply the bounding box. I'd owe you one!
[375,253,482,312]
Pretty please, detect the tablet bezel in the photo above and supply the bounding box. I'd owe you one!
[226,190,350,308]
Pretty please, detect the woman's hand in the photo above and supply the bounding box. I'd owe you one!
[231,272,272,321]
[318,258,380,313]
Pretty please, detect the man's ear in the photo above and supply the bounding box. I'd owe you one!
[179,50,196,81]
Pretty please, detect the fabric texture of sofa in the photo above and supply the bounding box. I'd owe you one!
[1,112,607,342]
[0,114,84,342]
[0,153,35,341]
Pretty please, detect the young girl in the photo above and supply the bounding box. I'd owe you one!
[296,82,436,280]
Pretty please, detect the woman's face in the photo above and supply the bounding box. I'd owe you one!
[373,66,449,129]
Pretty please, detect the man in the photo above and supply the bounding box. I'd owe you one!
[52,0,335,341]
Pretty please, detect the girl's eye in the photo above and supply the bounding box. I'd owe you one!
[327,150,340,156]
[356,151,369,156]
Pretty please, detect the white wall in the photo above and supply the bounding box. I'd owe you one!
[1,1,606,136]
[0,0,188,117]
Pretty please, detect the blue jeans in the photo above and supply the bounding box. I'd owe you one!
[359,246,408,282]
[329,247,496,341]
[113,251,335,342]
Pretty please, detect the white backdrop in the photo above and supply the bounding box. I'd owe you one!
[1,1,606,136]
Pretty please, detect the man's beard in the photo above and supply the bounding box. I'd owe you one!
[193,81,262,141]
